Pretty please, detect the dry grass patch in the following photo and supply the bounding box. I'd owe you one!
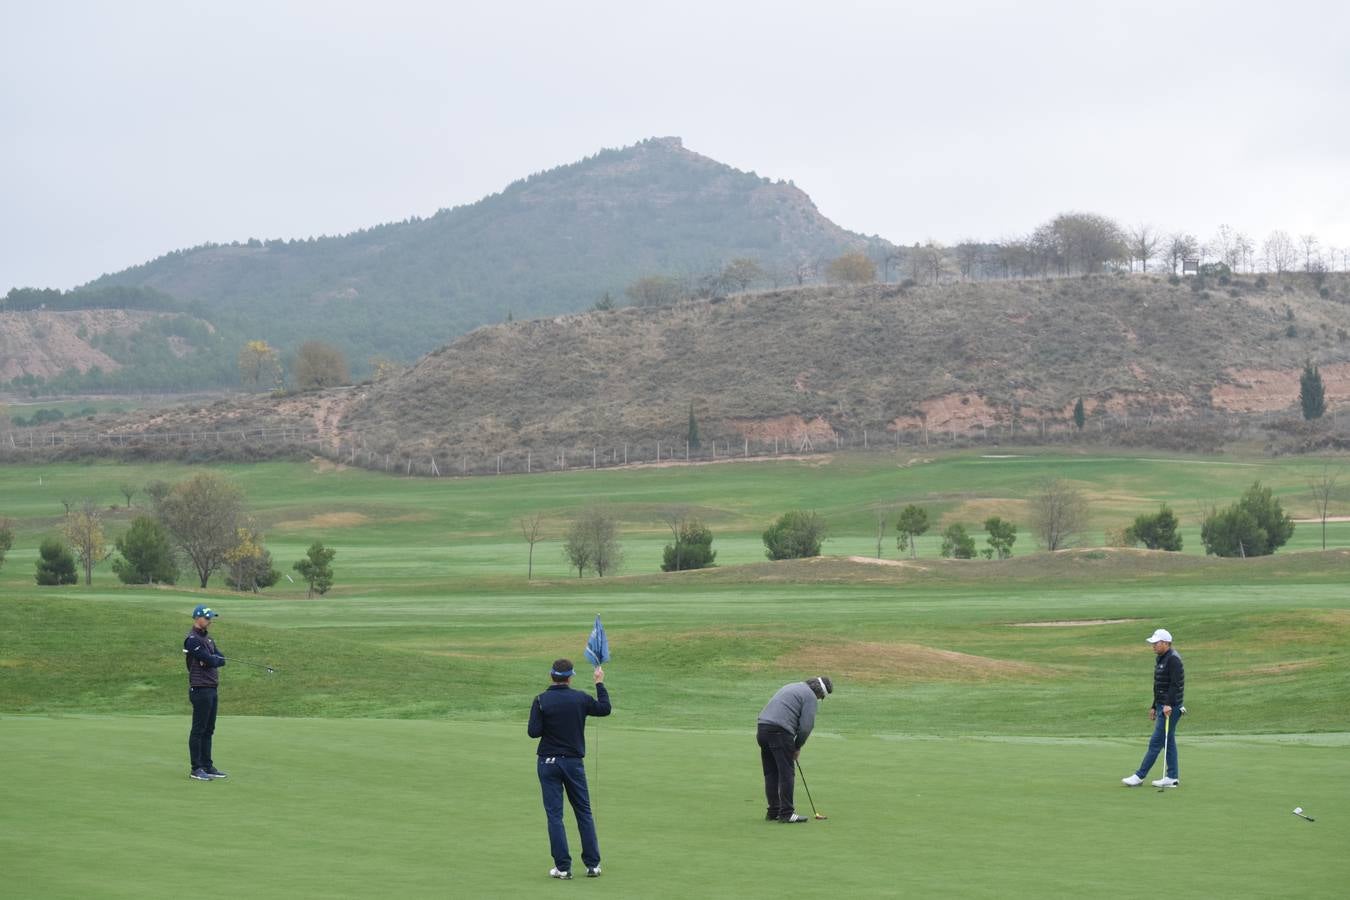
[767,640,1051,683]
[1219,660,1323,678]
[274,511,371,531]
[1009,618,1139,627]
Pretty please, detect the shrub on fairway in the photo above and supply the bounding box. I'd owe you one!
[1201,482,1294,557]
[226,528,280,592]
[294,541,336,596]
[0,519,12,570]
[661,519,716,571]
[940,523,976,559]
[763,510,826,560]
[895,505,930,559]
[34,538,78,585]
[1124,504,1183,551]
[113,516,179,584]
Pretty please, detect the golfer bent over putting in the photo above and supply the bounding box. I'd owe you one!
[757,676,833,823]
[1122,628,1185,788]
[528,658,611,879]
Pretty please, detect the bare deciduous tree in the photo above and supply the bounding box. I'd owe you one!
[1300,234,1321,272]
[1128,224,1159,272]
[1263,230,1297,274]
[1029,478,1088,551]
[1306,465,1342,551]
[519,513,544,580]
[657,505,691,572]
[62,500,110,585]
[157,472,246,588]
[1166,233,1199,274]
[563,507,623,577]
[874,506,890,558]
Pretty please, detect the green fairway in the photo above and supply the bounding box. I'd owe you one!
[2,451,1349,896]
[2,717,1346,899]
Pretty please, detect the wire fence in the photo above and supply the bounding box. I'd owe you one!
[0,407,1260,478]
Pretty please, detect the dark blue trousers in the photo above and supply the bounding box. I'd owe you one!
[1135,709,1180,780]
[537,755,599,872]
[189,686,218,771]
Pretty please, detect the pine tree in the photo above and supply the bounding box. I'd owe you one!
[1300,361,1326,420]
[1073,397,1086,430]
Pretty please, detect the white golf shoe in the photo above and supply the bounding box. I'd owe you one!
[1151,777,1179,788]
[548,867,572,880]
[1121,774,1143,786]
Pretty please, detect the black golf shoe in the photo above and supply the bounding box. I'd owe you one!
[189,769,212,781]
[780,814,810,823]
[205,767,229,779]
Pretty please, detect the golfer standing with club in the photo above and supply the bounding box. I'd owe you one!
[528,658,611,880]
[184,604,228,781]
[1122,628,1185,788]
[757,675,833,822]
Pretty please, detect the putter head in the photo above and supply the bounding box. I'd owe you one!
[813,813,828,820]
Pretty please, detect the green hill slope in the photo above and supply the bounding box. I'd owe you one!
[83,137,888,372]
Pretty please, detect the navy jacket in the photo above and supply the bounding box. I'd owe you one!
[184,627,226,688]
[1152,648,1184,710]
[528,682,611,758]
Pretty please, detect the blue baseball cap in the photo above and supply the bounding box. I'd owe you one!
[192,605,218,619]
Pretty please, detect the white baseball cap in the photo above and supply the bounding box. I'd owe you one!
[1146,629,1173,644]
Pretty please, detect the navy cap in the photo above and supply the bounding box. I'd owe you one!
[192,605,218,619]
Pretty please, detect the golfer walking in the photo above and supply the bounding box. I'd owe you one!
[757,676,833,822]
[1122,628,1185,788]
[528,658,611,879]
[184,604,228,781]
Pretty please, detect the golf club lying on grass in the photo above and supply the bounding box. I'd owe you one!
[182,649,278,674]
[1292,807,1315,822]
[795,759,827,820]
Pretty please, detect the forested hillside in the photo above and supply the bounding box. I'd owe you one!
[82,137,888,375]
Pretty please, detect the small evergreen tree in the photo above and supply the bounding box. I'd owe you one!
[293,541,337,597]
[661,520,716,571]
[1201,482,1294,557]
[1073,397,1086,431]
[35,538,78,585]
[940,523,976,559]
[1300,361,1326,420]
[763,511,827,560]
[0,520,13,571]
[895,505,931,559]
[113,516,179,584]
[1124,505,1183,551]
[983,516,1018,559]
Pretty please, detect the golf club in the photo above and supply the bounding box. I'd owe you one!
[1292,807,1315,822]
[795,759,827,820]
[1156,712,1172,792]
[182,649,278,674]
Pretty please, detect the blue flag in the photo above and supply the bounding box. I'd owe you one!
[584,614,610,666]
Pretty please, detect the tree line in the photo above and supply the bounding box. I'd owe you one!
[501,475,1326,580]
[4,473,336,595]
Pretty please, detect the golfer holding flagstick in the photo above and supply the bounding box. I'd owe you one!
[1122,628,1185,789]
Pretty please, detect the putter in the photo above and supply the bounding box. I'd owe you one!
[1155,712,1172,792]
[183,649,277,673]
[1292,807,1315,822]
[795,759,827,820]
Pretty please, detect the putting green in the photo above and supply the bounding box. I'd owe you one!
[2,716,1345,898]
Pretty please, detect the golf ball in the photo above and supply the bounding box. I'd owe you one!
[1294,807,1303,814]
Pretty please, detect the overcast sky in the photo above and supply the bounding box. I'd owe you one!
[3,0,1347,290]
